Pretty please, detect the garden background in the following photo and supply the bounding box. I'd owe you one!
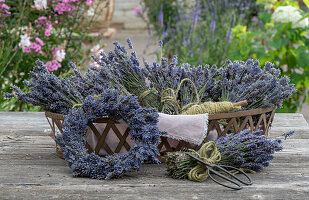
[1,0,309,122]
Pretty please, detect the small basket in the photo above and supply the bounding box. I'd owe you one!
[45,107,276,159]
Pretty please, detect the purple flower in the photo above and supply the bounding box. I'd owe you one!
[158,4,164,28]
[159,40,164,47]
[210,20,216,32]
[216,129,283,172]
[282,130,294,140]
[127,38,133,49]
[227,31,232,42]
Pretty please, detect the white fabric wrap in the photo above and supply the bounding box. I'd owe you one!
[157,113,208,146]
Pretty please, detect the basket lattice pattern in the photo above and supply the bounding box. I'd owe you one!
[45,107,276,158]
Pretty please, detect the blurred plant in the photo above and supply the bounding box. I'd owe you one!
[136,0,179,39]
[0,0,106,111]
[228,2,309,112]
[137,0,259,66]
[256,0,277,10]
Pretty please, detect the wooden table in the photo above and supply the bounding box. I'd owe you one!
[0,112,309,200]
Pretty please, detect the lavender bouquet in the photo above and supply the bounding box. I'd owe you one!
[215,129,283,171]
[166,129,285,179]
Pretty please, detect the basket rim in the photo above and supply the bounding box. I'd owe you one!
[45,107,276,120]
[208,107,276,120]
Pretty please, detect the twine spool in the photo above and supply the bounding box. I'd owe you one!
[181,101,235,115]
[188,141,221,182]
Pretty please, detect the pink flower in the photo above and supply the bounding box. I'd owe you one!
[44,23,52,37]
[22,47,31,53]
[35,16,55,37]
[86,0,93,6]
[54,2,73,14]
[35,37,44,46]
[46,60,61,71]
[0,0,10,16]
[1,3,8,9]
[134,6,141,14]
[30,42,42,53]
[37,16,47,21]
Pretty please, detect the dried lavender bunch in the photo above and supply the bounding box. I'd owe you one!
[166,129,284,179]
[202,59,296,109]
[144,55,218,114]
[166,152,196,179]
[91,39,161,109]
[89,39,295,111]
[4,60,85,114]
[215,129,283,172]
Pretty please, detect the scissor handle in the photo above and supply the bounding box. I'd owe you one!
[215,165,253,186]
[186,153,252,190]
[208,168,243,190]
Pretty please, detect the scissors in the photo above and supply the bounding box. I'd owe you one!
[186,153,253,190]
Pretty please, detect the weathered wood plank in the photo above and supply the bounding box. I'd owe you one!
[270,113,309,138]
[0,112,309,199]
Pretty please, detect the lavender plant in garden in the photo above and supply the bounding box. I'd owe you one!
[138,0,258,66]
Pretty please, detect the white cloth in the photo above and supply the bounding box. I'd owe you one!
[157,113,208,146]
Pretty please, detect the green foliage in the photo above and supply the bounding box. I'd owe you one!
[138,0,259,66]
[0,0,106,111]
[228,3,309,112]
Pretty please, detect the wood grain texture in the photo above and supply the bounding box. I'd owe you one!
[0,112,309,200]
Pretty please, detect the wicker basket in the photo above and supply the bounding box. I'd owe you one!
[45,107,276,159]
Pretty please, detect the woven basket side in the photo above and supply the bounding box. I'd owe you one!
[45,107,276,158]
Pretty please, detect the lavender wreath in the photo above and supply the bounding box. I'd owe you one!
[56,89,164,179]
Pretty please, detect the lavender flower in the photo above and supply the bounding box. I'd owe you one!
[127,38,133,49]
[158,4,164,28]
[282,130,295,140]
[215,129,283,172]
[210,20,216,32]
[159,40,164,47]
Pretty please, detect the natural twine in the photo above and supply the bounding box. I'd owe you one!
[139,78,240,115]
[160,88,180,115]
[181,101,237,115]
[188,141,221,182]
[138,90,153,102]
